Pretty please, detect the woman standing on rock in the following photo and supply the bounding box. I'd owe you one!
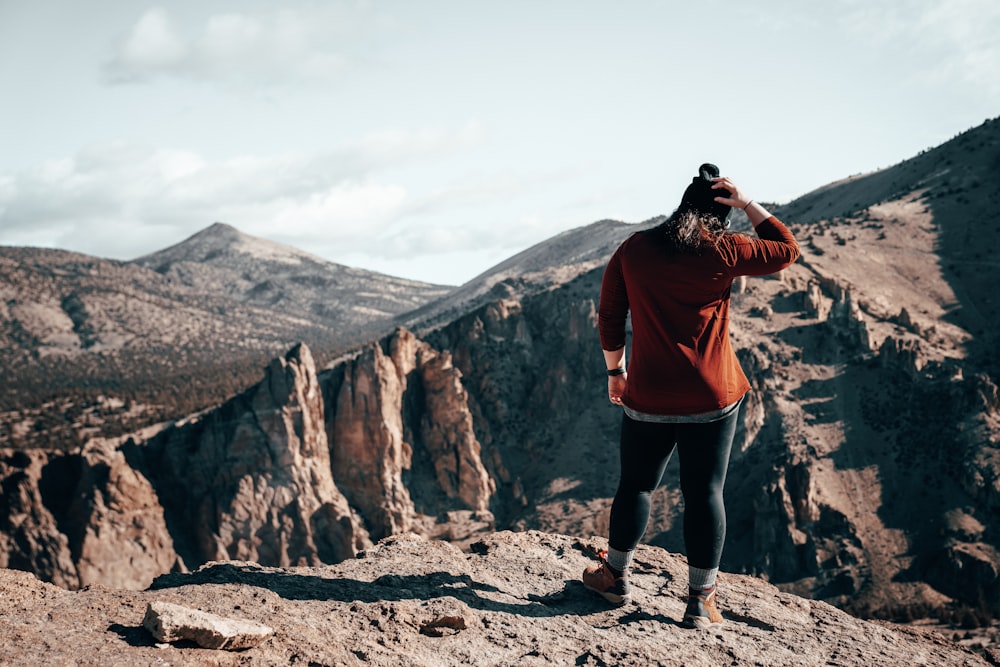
[583,164,800,628]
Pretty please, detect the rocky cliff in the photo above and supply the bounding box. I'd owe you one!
[0,442,177,590]
[129,342,370,570]
[1,531,995,666]
[323,328,495,544]
[0,334,498,590]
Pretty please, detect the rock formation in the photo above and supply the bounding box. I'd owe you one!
[143,600,274,650]
[0,450,80,589]
[132,342,370,569]
[325,328,495,542]
[0,444,177,590]
[0,334,500,590]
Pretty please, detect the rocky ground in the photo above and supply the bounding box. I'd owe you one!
[0,531,995,667]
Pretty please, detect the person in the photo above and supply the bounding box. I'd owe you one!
[582,163,800,628]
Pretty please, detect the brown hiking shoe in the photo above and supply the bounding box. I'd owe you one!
[682,585,724,628]
[582,550,631,605]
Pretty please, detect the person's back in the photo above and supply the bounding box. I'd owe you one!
[585,163,800,629]
[599,202,799,414]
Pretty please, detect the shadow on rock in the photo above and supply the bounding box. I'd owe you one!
[107,623,160,648]
[150,562,612,619]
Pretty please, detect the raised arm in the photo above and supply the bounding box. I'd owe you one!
[712,176,800,274]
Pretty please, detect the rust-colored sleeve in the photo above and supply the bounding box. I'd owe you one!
[725,216,800,276]
[598,246,628,351]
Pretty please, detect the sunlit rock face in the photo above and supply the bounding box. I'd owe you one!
[325,328,495,542]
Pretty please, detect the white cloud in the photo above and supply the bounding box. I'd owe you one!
[839,0,1000,93]
[359,207,579,262]
[103,4,378,86]
[235,181,410,244]
[0,146,412,258]
[114,7,187,73]
[0,123,546,264]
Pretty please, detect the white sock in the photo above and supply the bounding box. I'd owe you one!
[606,547,634,574]
[689,565,718,590]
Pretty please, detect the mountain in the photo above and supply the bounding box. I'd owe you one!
[1,531,993,666]
[398,217,652,331]
[775,117,1000,372]
[0,224,451,448]
[136,222,451,333]
[1,117,999,651]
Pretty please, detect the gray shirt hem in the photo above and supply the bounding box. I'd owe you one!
[623,395,744,424]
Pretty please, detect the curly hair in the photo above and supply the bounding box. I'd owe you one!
[653,210,729,254]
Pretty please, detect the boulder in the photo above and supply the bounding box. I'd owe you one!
[142,600,273,650]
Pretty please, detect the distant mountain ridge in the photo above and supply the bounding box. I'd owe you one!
[0,224,452,447]
[400,217,651,331]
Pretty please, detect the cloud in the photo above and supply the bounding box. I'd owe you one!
[113,7,187,72]
[839,0,1000,94]
[0,122,562,265]
[103,4,379,86]
[0,145,413,259]
[918,0,1000,93]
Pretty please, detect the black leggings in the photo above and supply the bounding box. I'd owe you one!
[608,409,738,569]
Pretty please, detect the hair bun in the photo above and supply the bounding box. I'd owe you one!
[678,162,733,229]
[698,163,721,181]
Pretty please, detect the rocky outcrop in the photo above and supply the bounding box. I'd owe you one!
[752,457,820,582]
[0,450,80,589]
[803,279,833,321]
[921,540,1000,617]
[66,445,180,589]
[879,335,928,375]
[326,328,495,542]
[134,342,369,571]
[327,336,417,539]
[0,444,177,590]
[2,531,994,666]
[801,276,875,353]
[958,375,1000,514]
[418,348,494,511]
[1,332,501,590]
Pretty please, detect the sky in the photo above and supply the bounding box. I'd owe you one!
[1,1,998,286]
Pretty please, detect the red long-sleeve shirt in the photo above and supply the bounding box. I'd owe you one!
[598,216,800,415]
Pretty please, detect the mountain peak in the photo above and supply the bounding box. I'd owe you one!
[136,222,322,269]
[197,221,242,240]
